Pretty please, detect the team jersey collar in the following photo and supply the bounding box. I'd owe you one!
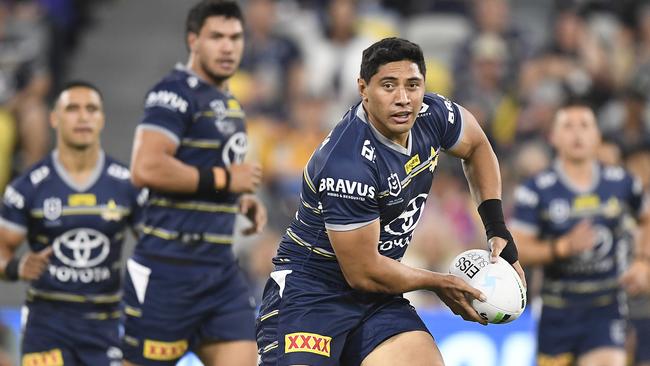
[173,63,233,98]
[52,149,106,192]
[553,159,601,194]
[355,104,412,156]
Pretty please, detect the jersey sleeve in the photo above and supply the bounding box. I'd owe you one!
[138,82,191,145]
[0,179,30,234]
[425,93,464,150]
[510,180,542,236]
[317,157,380,231]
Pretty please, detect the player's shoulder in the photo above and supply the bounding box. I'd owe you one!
[600,164,628,182]
[311,104,376,176]
[3,155,53,208]
[144,66,198,114]
[104,155,131,182]
[529,167,559,191]
[17,155,55,190]
[419,92,459,121]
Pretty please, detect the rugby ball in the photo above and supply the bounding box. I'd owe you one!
[448,249,526,324]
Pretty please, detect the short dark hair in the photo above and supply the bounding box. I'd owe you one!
[186,0,244,36]
[54,80,103,103]
[360,37,426,83]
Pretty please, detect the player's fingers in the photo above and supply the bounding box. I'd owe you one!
[256,205,267,233]
[242,226,257,236]
[489,237,506,263]
[461,283,487,302]
[39,246,54,258]
[512,261,527,289]
[460,302,487,325]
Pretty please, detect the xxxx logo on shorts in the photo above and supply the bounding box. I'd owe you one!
[285,332,332,357]
[143,339,188,361]
[22,349,64,366]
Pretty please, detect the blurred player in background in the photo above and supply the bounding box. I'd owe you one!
[0,81,143,365]
[122,1,265,366]
[256,37,525,366]
[512,102,650,366]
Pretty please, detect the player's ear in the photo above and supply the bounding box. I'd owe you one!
[358,77,368,102]
[187,32,198,53]
[49,110,58,129]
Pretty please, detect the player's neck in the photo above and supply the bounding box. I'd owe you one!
[56,144,101,179]
[557,158,596,190]
[186,60,228,92]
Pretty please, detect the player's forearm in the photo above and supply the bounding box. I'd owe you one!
[512,233,554,266]
[461,138,501,205]
[344,254,445,294]
[132,152,200,193]
[636,215,650,260]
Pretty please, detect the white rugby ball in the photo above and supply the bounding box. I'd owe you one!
[448,249,526,324]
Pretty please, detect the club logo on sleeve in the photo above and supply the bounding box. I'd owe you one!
[319,178,376,201]
[3,185,24,209]
[22,348,64,366]
[143,339,188,361]
[387,173,401,197]
[43,198,62,221]
[285,332,331,357]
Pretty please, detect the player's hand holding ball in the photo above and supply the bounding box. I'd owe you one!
[432,272,489,326]
[449,249,527,324]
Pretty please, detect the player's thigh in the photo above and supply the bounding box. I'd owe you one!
[361,331,443,366]
[196,339,257,366]
[577,347,626,366]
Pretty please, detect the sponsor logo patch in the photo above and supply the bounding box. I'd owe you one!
[22,349,64,366]
[285,332,331,357]
[319,178,376,200]
[404,154,420,174]
[145,90,188,113]
[68,193,96,207]
[143,339,188,361]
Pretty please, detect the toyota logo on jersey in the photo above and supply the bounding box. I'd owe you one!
[384,194,428,236]
[53,228,110,268]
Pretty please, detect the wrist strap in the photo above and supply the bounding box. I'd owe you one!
[197,167,216,194]
[4,256,20,281]
[477,199,518,264]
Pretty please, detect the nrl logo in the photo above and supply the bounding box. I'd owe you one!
[210,99,227,122]
[43,197,62,221]
[387,173,401,197]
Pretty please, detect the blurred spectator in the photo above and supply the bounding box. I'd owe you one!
[0,0,51,192]
[453,0,531,91]
[301,0,377,125]
[238,0,304,121]
[600,87,650,152]
[454,33,520,152]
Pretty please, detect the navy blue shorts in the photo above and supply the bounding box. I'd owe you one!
[256,269,431,366]
[121,255,256,365]
[537,301,626,363]
[632,318,650,363]
[22,300,122,366]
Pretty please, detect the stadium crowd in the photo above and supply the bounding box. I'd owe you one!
[1,0,650,365]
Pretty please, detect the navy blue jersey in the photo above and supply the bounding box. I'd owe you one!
[273,93,464,282]
[511,162,645,303]
[0,151,142,306]
[135,65,247,263]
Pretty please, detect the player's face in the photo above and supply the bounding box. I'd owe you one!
[189,16,244,83]
[359,60,425,144]
[551,106,601,162]
[51,87,104,150]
